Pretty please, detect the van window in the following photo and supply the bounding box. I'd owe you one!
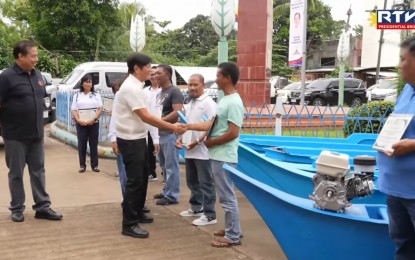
[105,72,128,88]
[61,69,84,85]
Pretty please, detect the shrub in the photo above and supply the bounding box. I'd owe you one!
[58,56,78,78]
[343,101,395,137]
[37,50,55,75]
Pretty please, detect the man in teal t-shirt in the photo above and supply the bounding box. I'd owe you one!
[187,62,244,248]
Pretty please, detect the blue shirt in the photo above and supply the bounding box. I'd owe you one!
[378,84,415,199]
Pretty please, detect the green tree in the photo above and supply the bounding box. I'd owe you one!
[27,0,121,60]
[36,50,55,74]
[0,0,31,40]
[0,25,13,68]
[197,39,237,66]
[181,15,220,58]
[274,0,319,16]
[353,25,363,37]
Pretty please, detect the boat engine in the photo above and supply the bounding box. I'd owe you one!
[310,151,376,213]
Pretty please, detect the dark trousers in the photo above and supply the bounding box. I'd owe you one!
[387,195,415,260]
[147,132,157,177]
[4,138,51,213]
[185,159,216,219]
[76,122,99,169]
[117,137,149,227]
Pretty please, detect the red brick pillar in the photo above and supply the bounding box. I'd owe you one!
[237,0,273,106]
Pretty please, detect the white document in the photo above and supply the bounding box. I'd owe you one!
[182,131,192,146]
[78,109,97,122]
[373,114,413,152]
[103,97,114,112]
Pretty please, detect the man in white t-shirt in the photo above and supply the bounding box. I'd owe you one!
[144,66,161,181]
[113,53,184,239]
[178,74,218,226]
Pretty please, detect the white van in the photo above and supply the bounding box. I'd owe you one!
[48,62,129,122]
[369,79,398,102]
[48,62,183,121]
[49,62,128,99]
[270,76,291,104]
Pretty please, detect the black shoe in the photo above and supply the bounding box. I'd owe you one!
[121,225,149,238]
[35,208,63,220]
[92,167,100,172]
[11,212,24,222]
[79,168,86,173]
[153,193,164,200]
[139,213,154,223]
[155,197,178,206]
[142,205,150,213]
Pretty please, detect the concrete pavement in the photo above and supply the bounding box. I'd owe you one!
[0,127,286,260]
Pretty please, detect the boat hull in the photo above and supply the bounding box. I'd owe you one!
[225,164,394,260]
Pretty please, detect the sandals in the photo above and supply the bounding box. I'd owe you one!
[211,237,241,248]
[213,229,244,238]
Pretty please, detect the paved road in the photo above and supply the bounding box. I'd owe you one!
[0,127,286,260]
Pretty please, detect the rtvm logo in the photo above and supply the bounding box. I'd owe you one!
[377,10,415,29]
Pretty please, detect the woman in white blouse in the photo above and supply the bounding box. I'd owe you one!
[71,75,103,173]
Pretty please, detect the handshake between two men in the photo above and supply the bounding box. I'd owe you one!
[171,117,217,149]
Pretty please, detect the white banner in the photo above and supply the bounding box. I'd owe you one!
[288,0,305,67]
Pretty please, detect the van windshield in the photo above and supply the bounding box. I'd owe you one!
[61,69,84,85]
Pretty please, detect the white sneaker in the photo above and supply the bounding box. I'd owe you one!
[148,175,158,181]
[192,215,217,226]
[180,209,203,217]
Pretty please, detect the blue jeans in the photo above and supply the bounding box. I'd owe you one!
[185,159,216,219]
[211,160,241,243]
[117,153,127,197]
[159,134,180,202]
[387,195,415,260]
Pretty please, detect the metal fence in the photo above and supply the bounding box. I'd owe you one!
[55,90,393,143]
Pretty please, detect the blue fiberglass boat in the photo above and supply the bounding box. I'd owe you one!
[237,143,385,204]
[240,133,378,144]
[263,146,377,163]
[239,133,378,153]
[225,164,394,260]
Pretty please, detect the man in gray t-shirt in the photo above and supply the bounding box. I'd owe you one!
[154,64,184,205]
[158,84,184,136]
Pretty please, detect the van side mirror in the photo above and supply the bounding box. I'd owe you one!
[74,82,81,89]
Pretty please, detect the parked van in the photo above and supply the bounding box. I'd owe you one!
[48,62,183,122]
[369,79,398,102]
[270,76,291,104]
[50,62,127,97]
[48,62,128,122]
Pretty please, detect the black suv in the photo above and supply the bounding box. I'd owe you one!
[289,78,367,106]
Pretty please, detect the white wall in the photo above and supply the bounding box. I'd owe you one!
[361,0,400,68]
